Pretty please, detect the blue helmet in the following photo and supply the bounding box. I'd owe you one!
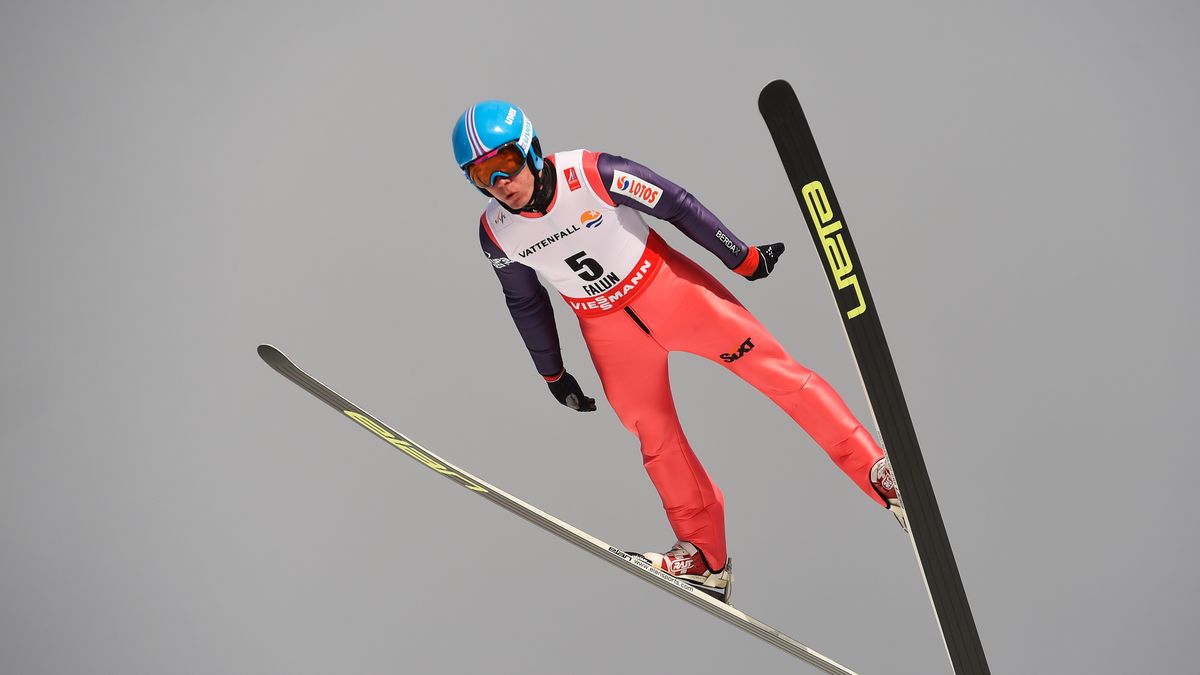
[451,100,544,177]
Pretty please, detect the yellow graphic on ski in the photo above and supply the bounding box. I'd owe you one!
[257,344,860,675]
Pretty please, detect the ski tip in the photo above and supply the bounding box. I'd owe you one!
[257,344,285,364]
[758,79,795,107]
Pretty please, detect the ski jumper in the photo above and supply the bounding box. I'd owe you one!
[479,150,885,569]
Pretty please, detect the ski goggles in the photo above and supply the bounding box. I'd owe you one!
[463,142,527,188]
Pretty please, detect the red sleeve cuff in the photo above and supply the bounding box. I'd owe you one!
[543,369,565,382]
[732,246,760,276]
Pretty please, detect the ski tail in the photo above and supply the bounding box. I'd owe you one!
[757,80,991,675]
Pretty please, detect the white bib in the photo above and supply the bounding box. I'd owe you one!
[483,150,665,316]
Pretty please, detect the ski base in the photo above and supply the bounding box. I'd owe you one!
[758,79,990,675]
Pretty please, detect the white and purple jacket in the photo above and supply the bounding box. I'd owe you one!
[479,150,760,377]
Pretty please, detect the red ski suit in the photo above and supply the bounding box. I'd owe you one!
[479,150,885,569]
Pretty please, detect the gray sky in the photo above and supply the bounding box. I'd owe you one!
[2,2,1197,674]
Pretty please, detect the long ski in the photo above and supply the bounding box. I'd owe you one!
[257,344,859,675]
[757,79,990,675]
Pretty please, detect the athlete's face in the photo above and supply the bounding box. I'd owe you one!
[486,163,535,210]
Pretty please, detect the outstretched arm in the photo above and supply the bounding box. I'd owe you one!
[592,152,783,280]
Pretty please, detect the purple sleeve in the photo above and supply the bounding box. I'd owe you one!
[479,218,564,378]
[596,153,754,270]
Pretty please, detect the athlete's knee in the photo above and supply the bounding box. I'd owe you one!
[828,423,870,456]
[663,495,723,521]
[640,438,686,469]
[797,368,824,391]
[634,420,685,460]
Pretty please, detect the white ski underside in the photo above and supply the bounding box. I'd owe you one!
[258,344,859,675]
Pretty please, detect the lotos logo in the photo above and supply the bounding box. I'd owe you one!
[610,170,662,208]
[580,210,604,228]
[719,337,756,363]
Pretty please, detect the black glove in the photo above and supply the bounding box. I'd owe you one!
[546,371,597,412]
[742,242,785,281]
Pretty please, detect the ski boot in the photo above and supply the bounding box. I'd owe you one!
[638,541,733,604]
[871,457,909,532]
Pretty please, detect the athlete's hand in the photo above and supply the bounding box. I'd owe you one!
[546,371,597,412]
[743,242,785,281]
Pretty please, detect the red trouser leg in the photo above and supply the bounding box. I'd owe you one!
[577,243,885,569]
[579,306,728,570]
[644,247,887,508]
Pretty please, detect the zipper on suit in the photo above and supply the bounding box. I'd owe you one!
[624,306,651,335]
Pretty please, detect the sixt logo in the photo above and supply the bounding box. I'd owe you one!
[802,181,866,320]
[580,210,603,228]
[610,170,662,208]
[719,337,755,363]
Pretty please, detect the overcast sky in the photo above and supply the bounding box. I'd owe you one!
[2,2,1197,674]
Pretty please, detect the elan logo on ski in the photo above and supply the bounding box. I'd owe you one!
[801,180,867,320]
[719,337,755,363]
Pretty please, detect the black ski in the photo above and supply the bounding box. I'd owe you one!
[257,344,860,674]
[758,79,990,675]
